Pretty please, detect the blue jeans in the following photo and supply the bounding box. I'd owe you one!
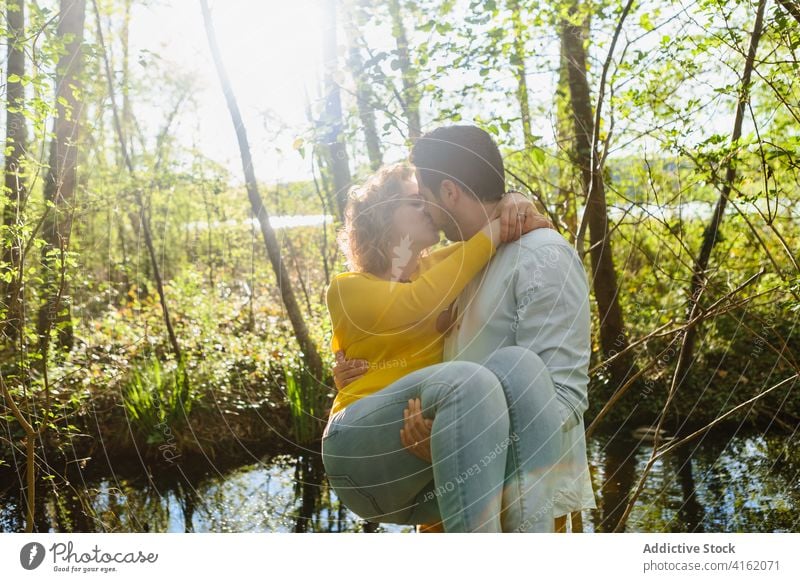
[321,346,563,532]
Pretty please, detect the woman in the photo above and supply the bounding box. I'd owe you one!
[321,163,554,532]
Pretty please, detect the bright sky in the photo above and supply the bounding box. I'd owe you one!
[124,0,743,188]
[127,0,542,186]
[130,0,328,184]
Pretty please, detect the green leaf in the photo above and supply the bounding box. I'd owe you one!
[531,146,545,166]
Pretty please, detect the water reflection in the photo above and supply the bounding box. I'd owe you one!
[674,445,705,532]
[1,432,796,532]
[586,432,799,532]
[590,434,639,532]
[0,453,409,533]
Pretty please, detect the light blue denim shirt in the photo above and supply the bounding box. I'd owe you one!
[443,228,596,514]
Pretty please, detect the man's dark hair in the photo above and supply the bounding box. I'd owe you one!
[410,125,505,202]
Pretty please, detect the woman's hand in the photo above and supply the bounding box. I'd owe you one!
[400,398,433,463]
[494,191,553,243]
[332,351,369,391]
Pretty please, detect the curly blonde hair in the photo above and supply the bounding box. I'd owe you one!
[338,163,415,275]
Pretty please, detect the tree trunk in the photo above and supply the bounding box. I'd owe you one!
[1,0,28,346]
[561,6,633,389]
[555,20,579,240]
[775,0,800,25]
[344,10,383,170]
[121,0,132,156]
[200,0,324,382]
[612,3,770,532]
[92,0,183,363]
[321,0,353,219]
[508,0,533,151]
[672,0,768,394]
[38,0,86,351]
[388,0,421,139]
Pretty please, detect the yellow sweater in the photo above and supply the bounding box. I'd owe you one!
[326,231,496,415]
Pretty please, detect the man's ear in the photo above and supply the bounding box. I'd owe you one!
[438,179,460,209]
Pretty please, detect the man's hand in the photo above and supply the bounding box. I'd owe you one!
[400,398,433,463]
[495,191,553,243]
[332,351,369,391]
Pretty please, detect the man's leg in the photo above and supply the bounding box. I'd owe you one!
[322,360,510,532]
[482,346,563,532]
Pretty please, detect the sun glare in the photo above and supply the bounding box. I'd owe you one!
[130,0,326,183]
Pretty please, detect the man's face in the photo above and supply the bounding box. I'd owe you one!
[415,169,462,241]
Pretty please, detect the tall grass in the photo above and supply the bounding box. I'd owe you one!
[122,356,192,444]
[284,365,327,445]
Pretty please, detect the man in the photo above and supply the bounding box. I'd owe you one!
[335,125,595,531]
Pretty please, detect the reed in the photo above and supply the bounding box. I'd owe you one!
[122,356,193,445]
[284,365,327,445]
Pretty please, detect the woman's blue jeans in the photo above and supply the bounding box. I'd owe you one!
[321,346,563,532]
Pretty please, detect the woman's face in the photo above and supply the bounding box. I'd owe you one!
[389,177,440,252]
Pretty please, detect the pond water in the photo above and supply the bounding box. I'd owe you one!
[180,203,794,234]
[1,431,797,532]
[183,215,335,232]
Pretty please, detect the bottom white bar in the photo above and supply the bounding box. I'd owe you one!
[1,533,797,580]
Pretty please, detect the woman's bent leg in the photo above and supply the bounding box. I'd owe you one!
[322,361,510,532]
[482,346,563,532]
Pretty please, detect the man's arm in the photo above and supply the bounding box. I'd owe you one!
[332,351,369,390]
[511,241,592,431]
